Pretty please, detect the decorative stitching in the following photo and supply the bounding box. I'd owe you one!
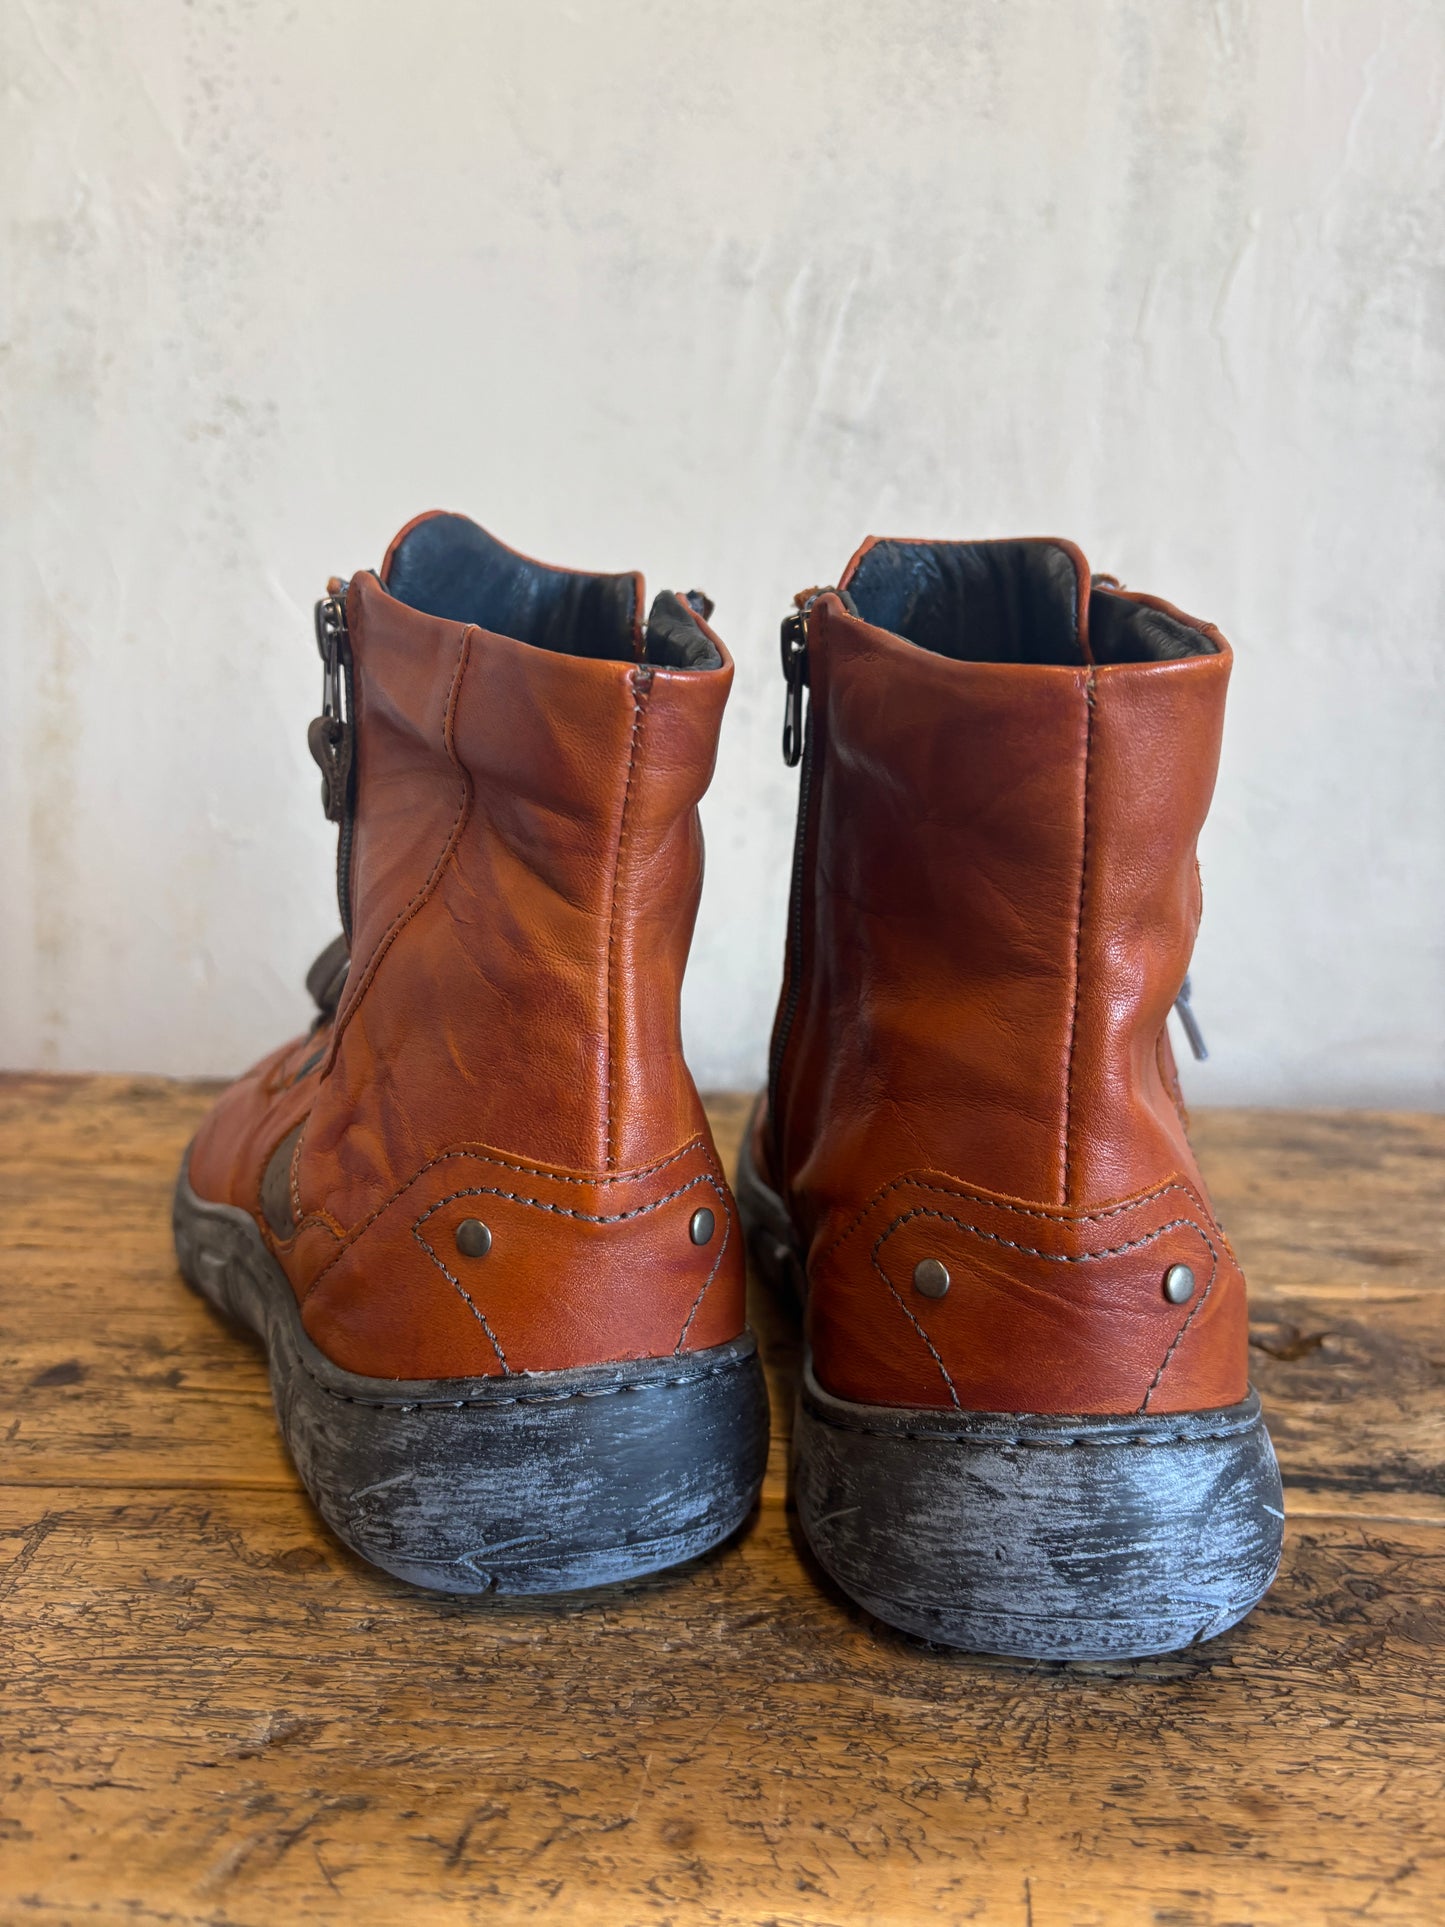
[303,1348,753,1414]
[413,1171,725,1233]
[323,623,476,1068]
[869,1205,1222,1418]
[290,623,477,1236]
[867,1241,963,1411]
[807,1416,1254,1448]
[411,1223,511,1374]
[410,1174,729,1378]
[1060,668,1095,1206]
[813,1169,1214,1273]
[1142,1254,1220,1412]
[875,1205,1218,1269]
[294,1136,715,1287]
[674,1201,732,1353]
[605,667,652,1169]
[182,1171,757,1416]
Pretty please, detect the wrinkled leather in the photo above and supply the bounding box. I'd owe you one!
[189,518,744,1379]
[761,537,1249,1417]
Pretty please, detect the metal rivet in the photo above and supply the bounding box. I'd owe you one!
[455,1219,492,1259]
[1163,1262,1196,1304]
[913,1258,950,1299]
[689,1207,716,1246]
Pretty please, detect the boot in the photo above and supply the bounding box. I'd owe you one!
[175,512,769,1592]
[739,536,1283,1659]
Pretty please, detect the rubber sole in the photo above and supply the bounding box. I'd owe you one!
[736,1125,1284,1661]
[173,1158,770,1595]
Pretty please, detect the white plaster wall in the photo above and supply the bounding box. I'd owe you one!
[3,0,1442,1105]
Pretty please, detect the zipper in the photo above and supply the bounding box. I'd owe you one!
[768,604,817,1151]
[1173,972,1208,1061]
[307,582,356,941]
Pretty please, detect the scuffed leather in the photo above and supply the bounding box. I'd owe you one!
[765,539,1249,1417]
[189,520,743,1379]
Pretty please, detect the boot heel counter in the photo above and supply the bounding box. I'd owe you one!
[294,1139,746,1380]
[807,1171,1249,1417]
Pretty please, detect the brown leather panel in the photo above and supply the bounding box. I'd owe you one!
[806,1171,1247,1415]
[776,594,1092,1221]
[1064,649,1230,1206]
[187,1032,325,1223]
[296,1138,743,1379]
[300,574,731,1234]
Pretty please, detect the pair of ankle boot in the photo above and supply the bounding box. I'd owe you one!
[176,510,1283,1662]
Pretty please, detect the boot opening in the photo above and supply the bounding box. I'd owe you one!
[842,538,1214,666]
[382,512,722,669]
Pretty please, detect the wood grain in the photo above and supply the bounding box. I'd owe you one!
[3,1074,1444,1925]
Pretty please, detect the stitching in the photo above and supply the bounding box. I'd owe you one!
[605,667,652,1169]
[293,1136,713,1282]
[292,624,476,1230]
[674,1200,732,1353]
[808,1416,1253,1448]
[409,1173,728,1379]
[302,1347,753,1414]
[875,1205,1217,1269]
[813,1169,1214,1273]
[1142,1252,1221,1411]
[185,1166,757,1415]
[1060,668,1095,1206]
[323,624,476,1070]
[870,1206,1222,1419]
[411,1224,511,1374]
[413,1171,724,1233]
[867,1243,963,1411]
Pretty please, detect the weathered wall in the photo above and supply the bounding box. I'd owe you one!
[3,0,1442,1103]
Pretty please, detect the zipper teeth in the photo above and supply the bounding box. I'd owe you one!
[333,582,355,943]
[768,707,814,1140]
[336,811,354,940]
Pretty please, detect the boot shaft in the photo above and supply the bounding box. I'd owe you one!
[761,536,1249,1418]
[771,537,1229,1220]
[304,520,731,1230]
[189,513,747,1383]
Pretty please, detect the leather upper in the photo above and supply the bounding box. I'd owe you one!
[761,535,1250,1417]
[189,515,744,1379]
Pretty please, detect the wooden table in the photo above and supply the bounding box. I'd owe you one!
[3,1076,1443,1924]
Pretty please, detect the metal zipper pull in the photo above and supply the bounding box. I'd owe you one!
[1174,972,1209,1062]
[780,607,810,767]
[308,586,353,824]
[307,580,357,941]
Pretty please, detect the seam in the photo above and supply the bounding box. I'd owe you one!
[410,1224,511,1374]
[674,1200,733,1354]
[807,1415,1253,1448]
[293,624,476,1224]
[867,1241,963,1411]
[1060,668,1095,1206]
[605,666,652,1169]
[320,623,476,1071]
[813,1170,1214,1274]
[293,1138,714,1284]
[413,1171,725,1233]
[876,1205,1218,1269]
[410,1174,728,1379]
[1142,1253,1221,1411]
[304,1346,752,1414]
[869,1207,1222,1418]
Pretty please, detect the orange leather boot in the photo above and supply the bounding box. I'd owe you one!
[175,512,768,1592]
[739,537,1282,1659]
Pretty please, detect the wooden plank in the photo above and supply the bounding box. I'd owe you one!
[2,1075,1444,1924]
